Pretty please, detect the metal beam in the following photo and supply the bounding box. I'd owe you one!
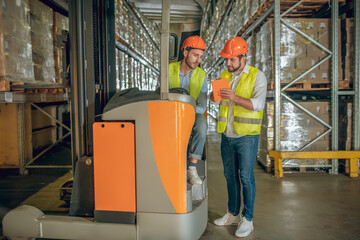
[39,0,68,16]
[354,0,360,174]
[17,104,26,175]
[69,0,86,168]
[115,41,160,75]
[280,0,304,17]
[28,132,71,165]
[274,0,281,151]
[123,0,160,53]
[241,3,275,39]
[31,103,71,132]
[160,0,170,100]
[331,0,339,174]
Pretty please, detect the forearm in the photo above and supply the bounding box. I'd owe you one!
[196,91,207,114]
[195,104,206,114]
[196,74,208,114]
[233,95,254,111]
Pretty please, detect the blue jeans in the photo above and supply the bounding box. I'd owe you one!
[221,133,259,221]
[188,113,207,160]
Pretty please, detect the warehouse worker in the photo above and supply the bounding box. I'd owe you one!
[168,35,208,185]
[211,37,267,237]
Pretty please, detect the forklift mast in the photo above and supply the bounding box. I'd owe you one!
[66,0,117,216]
[69,0,116,166]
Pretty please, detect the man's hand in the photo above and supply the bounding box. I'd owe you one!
[219,88,236,102]
[219,88,254,110]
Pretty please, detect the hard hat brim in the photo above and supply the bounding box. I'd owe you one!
[219,51,237,59]
[183,47,207,51]
[220,50,248,59]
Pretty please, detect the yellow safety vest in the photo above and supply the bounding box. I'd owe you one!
[217,66,263,135]
[168,61,205,100]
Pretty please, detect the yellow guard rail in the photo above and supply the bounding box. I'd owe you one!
[268,151,360,178]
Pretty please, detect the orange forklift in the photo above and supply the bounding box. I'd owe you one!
[2,0,207,239]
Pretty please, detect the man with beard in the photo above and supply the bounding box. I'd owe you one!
[211,37,267,238]
[168,35,207,185]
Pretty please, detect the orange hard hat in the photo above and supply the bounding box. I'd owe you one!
[181,35,207,51]
[220,37,248,58]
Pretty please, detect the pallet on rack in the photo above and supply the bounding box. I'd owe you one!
[244,0,346,23]
[267,80,352,91]
[0,79,10,92]
[24,88,65,93]
[283,167,329,174]
[277,0,344,17]
[10,82,66,94]
[238,0,273,36]
[10,82,26,92]
[238,0,343,36]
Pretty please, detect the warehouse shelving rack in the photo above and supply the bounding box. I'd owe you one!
[0,0,72,174]
[114,0,160,91]
[202,0,360,175]
[0,94,71,175]
[354,0,360,174]
[273,0,359,174]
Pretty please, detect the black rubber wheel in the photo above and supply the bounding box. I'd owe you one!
[59,179,73,206]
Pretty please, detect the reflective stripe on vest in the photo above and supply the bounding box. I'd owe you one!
[217,66,263,135]
[168,61,205,100]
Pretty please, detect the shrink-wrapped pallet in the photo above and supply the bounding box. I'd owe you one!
[54,12,68,83]
[30,0,55,83]
[254,18,342,88]
[342,18,354,87]
[258,101,352,172]
[0,0,34,89]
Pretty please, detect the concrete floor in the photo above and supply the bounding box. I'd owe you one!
[202,132,360,240]
[0,132,360,239]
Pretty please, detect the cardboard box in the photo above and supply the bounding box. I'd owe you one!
[261,18,342,84]
[0,103,32,167]
[345,18,354,44]
[260,101,332,152]
[280,42,307,58]
[295,56,318,70]
[317,69,330,83]
[319,57,330,70]
[0,0,34,84]
[1,0,30,24]
[306,44,327,57]
[316,19,329,32]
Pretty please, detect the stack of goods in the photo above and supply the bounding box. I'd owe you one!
[115,0,160,91]
[30,0,55,83]
[54,12,69,83]
[0,0,34,90]
[115,0,160,69]
[342,18,354,87]
[253,21,272,84]
[202,0,267,71]
[258,101,352,172]
[254,18,342,88]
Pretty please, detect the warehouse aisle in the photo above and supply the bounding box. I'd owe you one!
[1,131,360,239]
[201,130,360,240]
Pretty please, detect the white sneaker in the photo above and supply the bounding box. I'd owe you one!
[187,166,202,184]
[235,217,254,237]
[214,212,240,226]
